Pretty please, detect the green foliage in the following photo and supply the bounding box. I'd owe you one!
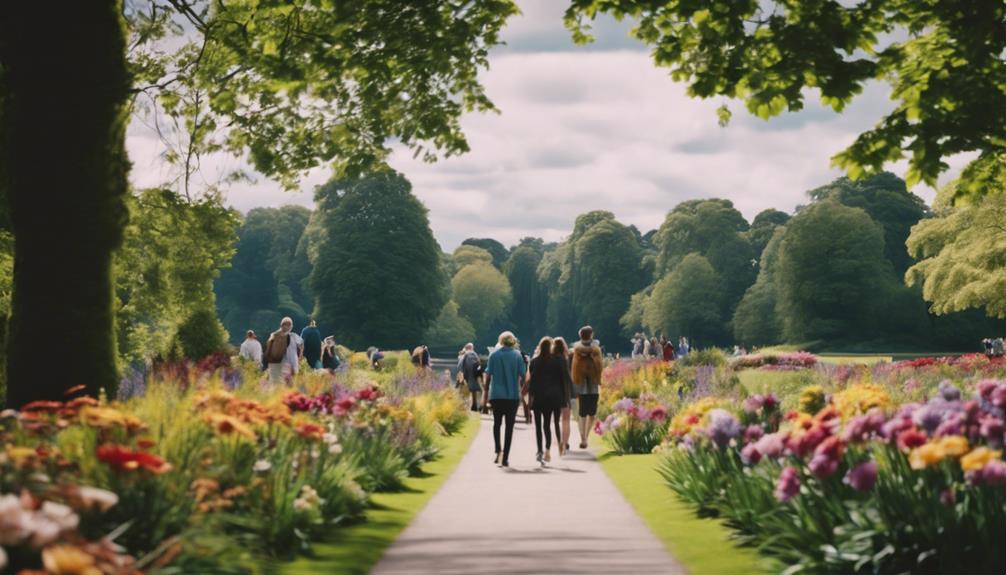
[745,208,790,262]
[115,189,238,363]
[775,200,889,342]
[451,245,494,268]
[215,205,313,343]
[451,262,512,337]
[565,0,1006,198]
[733,228,786,346]
[172,306,228,360]
[644,254,727,345]
[907,180,1006,318]
[424,301,476,350]
[540,211,648,344]
[809,172,928,275]
[503,242,547,343]
[310,172,447,350]
[461,238,509,269]
[127,0,519,187]
[653,199,756,315]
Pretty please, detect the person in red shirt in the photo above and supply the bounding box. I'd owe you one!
[660,335,675,361]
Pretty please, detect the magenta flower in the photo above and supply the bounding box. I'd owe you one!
[980,460,1006,486]
[744,424,764,444]
[775,466,801,502]
[843,410,886,443]
[649,406,668,423]
[808,437,844,479]
[613,397,635,412]
[981,416,1005,447]
[741,443,762,465]
[843,461,878,491]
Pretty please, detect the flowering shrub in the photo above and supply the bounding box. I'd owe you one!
[596,396,669,454]
[658,376,1006,572]
[0,348,467,573]
[731,351,818,370]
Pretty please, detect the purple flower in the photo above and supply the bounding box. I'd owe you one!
[980,417,1006,448]
[744,424,764,444]
[613,397,636,412]
[775,467,801,502]
[843,461,878,491]
[938,381,961,402]
[913,405,945,433]
[843,410,886,443]
[706,409,742,447]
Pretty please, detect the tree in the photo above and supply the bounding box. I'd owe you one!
[906,177,1006,318]
[566,0,1006,199]
[540,211,647,346]
[733,228,787,346]
[310,172,446,350]
[1,0,517,407]
[452,245,494,269]
[644,254,726,345]
[215,206,313,343]
[746,209,790,261]
[775,201,889,342]
[653,199,756,313]
[116,189,238,365]
[461,238,509,269]
[1,1,131,406]
[504,243,547,343]
[451,262,512,338]
[809,172,928,275]
[424,301,476,351]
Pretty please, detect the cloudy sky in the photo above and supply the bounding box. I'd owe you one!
[127,0,966,251]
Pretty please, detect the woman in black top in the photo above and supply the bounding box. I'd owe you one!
[528,337,572,465]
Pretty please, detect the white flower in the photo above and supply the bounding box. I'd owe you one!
[0,494,31,546]
[322,432,339,445]
[77,486,119,512]
[293,498,312,513]
[253,459,272,473]
[328,443,343,456]
[40,502,79,531]
[0,409,17,419]
[310,447,320,460]
[28,516,61,548]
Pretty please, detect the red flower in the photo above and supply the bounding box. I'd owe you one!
[334,397,356,415]
[96,444,171,474]
[22,400,64,414]
[355,386,382,402]
[897,428,928,451]
[296,423,326,441]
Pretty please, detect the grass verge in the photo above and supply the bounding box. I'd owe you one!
[598,450,778,575]
[273,414,480,575]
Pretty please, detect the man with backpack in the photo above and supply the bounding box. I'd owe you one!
[265,317,302,384]
[571,325,603,449]
[457,343,483,412]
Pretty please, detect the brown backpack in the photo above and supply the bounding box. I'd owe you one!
[266,331,289,364]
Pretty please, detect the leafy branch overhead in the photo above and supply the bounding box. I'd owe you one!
[127,0,519,191]
[565,0,1006,200]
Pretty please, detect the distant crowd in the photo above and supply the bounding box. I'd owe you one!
[629,333,690,362]
[237,317,343,383]
[983,337,1006,357]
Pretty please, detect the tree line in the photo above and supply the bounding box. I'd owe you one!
[214,170,1006,355]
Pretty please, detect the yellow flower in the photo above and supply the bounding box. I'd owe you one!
[960,447,1001,472]
[42,544,101,575]
[936,435,969,458]
[909,442,946,470]
[799,385,826,414]
[832,384,891,418]
[78,406,127,428]
[6,445,37,467]
[205,413,256,440]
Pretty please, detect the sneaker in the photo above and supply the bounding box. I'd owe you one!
[544,451,551,463]
[536,452,544,466]
[494,452,502,465]
[579,442,588,449]
[501,460,509,468]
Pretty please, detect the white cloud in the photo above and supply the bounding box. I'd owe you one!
[125,1,962,252]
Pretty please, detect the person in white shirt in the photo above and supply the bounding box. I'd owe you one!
[265,317,304,384]
[239,330,263,364]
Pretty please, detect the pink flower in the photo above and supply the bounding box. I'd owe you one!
[940,488,956,506]
[741,444,762,465]
[974,460,1006,486]
[744,425,764,444]
[981,417,1005,447]
[808,436,844,479]
[775,467,801,502]
[649,406,668,423]
[753,432,788,459]
[843,461,878,491]
[842,410,886,443]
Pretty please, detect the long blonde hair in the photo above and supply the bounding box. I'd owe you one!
[536,336,553,361]
[552,337,569,358]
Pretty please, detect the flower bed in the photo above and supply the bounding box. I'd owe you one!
[730,351,818,370]
[0,355,466,574]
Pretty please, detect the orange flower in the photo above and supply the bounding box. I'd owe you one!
[296,422,326,441]
[78,406,145,432]
[42,544,101,575]
[22,400,64,414]
[206,413,256,440]
[95,444,171,474]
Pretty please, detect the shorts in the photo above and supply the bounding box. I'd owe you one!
[578,393,599,417]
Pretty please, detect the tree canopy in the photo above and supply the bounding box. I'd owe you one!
[461,237,509,269]
[644,253,725,345]
[451,261,512,337]
[310,172,446,350]
[565,0,1006,200]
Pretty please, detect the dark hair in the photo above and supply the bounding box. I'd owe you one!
[579,326,593,341]
[537,336,553,361]
[246,330,255,337]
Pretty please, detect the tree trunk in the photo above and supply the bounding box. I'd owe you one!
[0,1,130,408]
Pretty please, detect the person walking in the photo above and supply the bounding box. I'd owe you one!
[300,319,322,369]
[485,331,526,467]
[678,336,690,358]
[265,317,303,384]
[528,337,570,465]
[239,330,262,364]
[571,326,603,449]
[660,336,675,362]
[457,343,483,412]
[321,336,342,372]
[552,336,574,455]
[642,335,652,358]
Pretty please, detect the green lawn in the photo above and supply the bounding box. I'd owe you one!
[273,414,479,575]
[598,450,778,575]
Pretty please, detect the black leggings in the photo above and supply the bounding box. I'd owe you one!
[534,406,560,453]
[491,399,519,462]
